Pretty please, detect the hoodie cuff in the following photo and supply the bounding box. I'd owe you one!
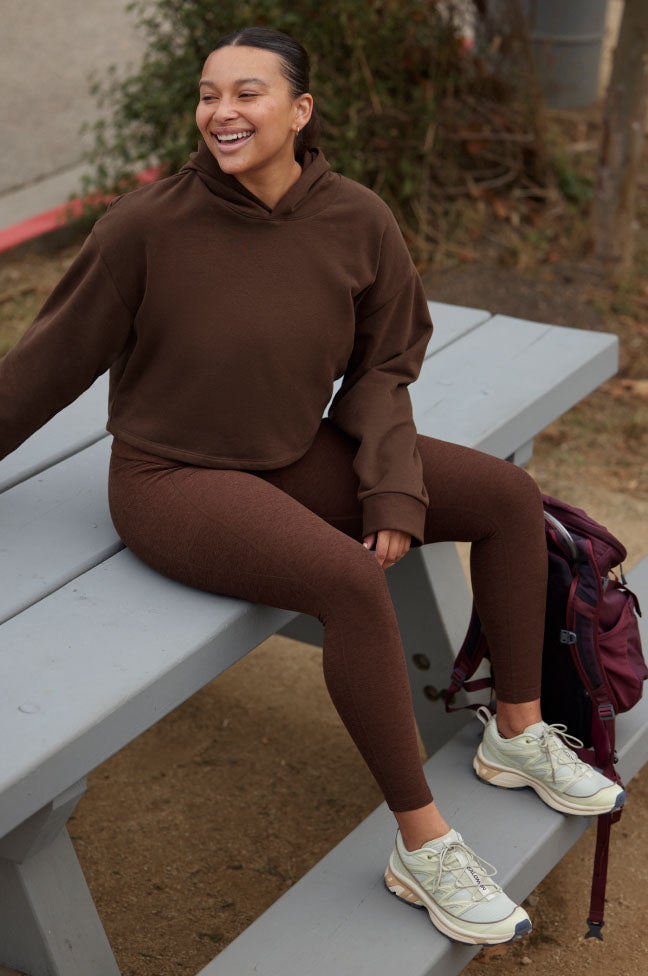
[362,492,428,547]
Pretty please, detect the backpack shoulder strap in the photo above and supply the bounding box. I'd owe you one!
[566,539,619,766]
[444,604,493,713]
[585,721,624,938]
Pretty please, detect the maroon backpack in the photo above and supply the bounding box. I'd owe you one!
[444,493,647,938]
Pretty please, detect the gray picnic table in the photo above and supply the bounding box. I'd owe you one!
[1,300,646,976]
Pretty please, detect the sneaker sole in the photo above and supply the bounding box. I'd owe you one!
[383,855,532,946]
[473,745,626,816]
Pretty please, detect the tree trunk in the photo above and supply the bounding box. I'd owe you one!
[593,0,648,278]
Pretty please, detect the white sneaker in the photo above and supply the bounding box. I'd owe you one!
[384,827,531,945]
[474,706,626,816]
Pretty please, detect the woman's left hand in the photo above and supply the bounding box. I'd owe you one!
[363,529,411,569]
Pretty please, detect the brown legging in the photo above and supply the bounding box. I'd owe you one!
[107,419,547,813]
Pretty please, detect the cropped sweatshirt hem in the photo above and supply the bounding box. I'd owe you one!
[0,137,434,541]
[106,423,319,470]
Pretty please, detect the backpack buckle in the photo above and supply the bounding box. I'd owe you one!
[559,629,577,645]
[450,667,466,689]
[598,703,615,721]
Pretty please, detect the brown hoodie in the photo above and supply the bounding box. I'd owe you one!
[0,140,433,543]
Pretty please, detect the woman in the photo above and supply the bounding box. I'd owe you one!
[0,26,624,947]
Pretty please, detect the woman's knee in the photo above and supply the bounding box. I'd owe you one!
[479,462,545,552]
[465,458,544,540]
[501,463,544,519]
[316,541,393,618]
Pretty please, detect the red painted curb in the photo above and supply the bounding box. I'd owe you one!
[0,165,164,255]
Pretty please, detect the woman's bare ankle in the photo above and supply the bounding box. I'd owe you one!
[394,800,451,852]
[495,698,542,738]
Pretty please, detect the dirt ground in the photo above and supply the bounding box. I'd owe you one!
[1,226,647,976]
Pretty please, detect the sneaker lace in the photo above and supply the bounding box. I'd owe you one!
[425,841,501,908]
[538,723,588,783]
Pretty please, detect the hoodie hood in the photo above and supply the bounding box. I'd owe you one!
[178,138,339,220]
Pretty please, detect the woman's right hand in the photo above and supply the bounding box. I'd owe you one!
[363,528,411,570]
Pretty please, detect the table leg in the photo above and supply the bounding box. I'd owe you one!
[386,543,491,756]
[0,779,120,976]
[506,437,534,468]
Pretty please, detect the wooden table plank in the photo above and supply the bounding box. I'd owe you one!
[0,372,109,494]
[0,437,121,625]
[0,548,298,837]
[411,315,618,456]
[324,301,491,412]
[425,301,491,353]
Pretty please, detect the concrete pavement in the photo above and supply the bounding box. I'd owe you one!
[0,0,146,233]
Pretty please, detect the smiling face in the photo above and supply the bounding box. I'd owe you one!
[196,45,313,183]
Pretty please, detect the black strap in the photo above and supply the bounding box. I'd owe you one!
[586,812,614,936]
[445,676,493,713]
[443,605,490,713]
[585,724,623,937]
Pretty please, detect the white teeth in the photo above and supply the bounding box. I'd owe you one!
[216,131,253,142]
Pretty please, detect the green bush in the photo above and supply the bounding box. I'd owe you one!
[69,0,547,262]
